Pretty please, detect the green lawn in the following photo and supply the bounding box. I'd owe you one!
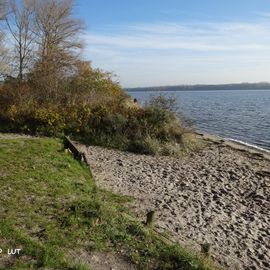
[0,137,216,270]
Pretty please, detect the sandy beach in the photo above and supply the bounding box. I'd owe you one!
[77,134,270,270]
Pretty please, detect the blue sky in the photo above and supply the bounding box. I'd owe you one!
[75,0,270,87]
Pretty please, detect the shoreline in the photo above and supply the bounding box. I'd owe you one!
[195,132,270,160]
[77,133,270,270]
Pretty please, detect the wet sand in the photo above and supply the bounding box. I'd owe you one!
[77,135,270,270]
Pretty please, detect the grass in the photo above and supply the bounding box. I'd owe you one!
[0,137,216,270]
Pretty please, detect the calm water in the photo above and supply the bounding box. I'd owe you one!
[128,90,270,151]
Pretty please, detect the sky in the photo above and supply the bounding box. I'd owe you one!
[75,0,270,87]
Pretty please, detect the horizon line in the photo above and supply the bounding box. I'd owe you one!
[125,81,270,89]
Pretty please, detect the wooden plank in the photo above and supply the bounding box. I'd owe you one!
[64,136,84,161]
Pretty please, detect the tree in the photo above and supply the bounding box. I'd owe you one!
[30,0,84,99]
[0,0,7,19]
[0,1,9,76]
[4,0,35,81]
[33,0,83,71]
[0,32,9,77]
[68,60,123,102]
[4,0,35,80]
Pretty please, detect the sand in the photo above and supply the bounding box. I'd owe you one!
[77,135,270,270]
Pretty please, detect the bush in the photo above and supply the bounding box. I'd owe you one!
[161,141,183,156]
[147,93,178,113]
[128,136,161,155]
[0,69,194,156]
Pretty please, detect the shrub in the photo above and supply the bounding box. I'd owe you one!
[160,141,183,156]
[147,93,178,113]
[128,136,161,155]
[0,70,195,156]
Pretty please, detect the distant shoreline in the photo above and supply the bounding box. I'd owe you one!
[126,82,270,92]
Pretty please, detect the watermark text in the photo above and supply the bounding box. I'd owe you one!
[0,248,22,255]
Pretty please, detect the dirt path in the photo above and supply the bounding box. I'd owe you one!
[77,140,270,270]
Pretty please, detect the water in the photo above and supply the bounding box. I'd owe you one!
[127,89,270,151]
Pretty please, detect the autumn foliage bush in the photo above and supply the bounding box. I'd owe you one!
[0,63,189,155]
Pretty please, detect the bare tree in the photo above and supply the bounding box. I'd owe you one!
[4,0,35,81]
[0,32,9,76]
[0,0,7,19]
[0,0,9,76]
[33,0,83,68]
[30,0,83,99]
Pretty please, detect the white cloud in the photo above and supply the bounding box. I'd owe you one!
[82,20,270,87]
